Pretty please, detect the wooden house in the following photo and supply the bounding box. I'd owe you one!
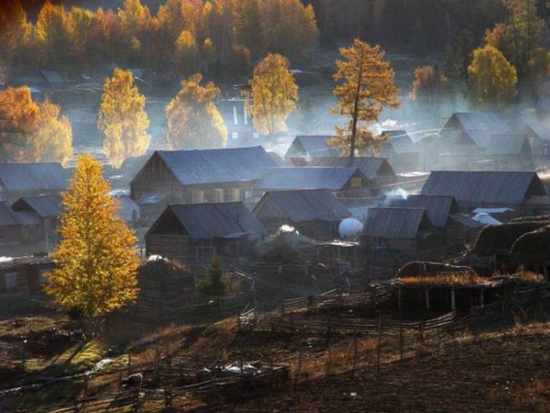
[253,189,351,240]
[420,171,548,215]
[0,202,27,246]
[484,133,533,170]
[11,195,62,245]
[0,163,68,202]
[145,202,266,262]
[307,157,397,190]
[522,122,550,160]
[381,130,419,172]
[130,146,277,224]
[284,135,340,164]
[361,207,440,252]
[0,256,54,296]
[256,167,373,198]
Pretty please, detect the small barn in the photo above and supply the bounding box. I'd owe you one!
[253,189,351,240]
[307,157,397,189]
[11,195,62,244]
[381,130,419,172]
[0,163,68,202]
[361,207,440,252]
[256,167,372,198]
[420,171,547,214]
[145,202,266,262]
[284,135,340,164]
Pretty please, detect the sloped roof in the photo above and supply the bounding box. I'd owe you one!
[152,202,265,240]
[40,70,64,84]
[363,207,430,239]
[382,131,417,154]
[443,112,511,133]
[258,167,364,191]
[307,157,396,180]
[12,195,62,218]
[0,202,20,227]
[141,147,276,186]
[420,171,546,205]
[384,195,458,227]
[0,163,68,192]
[486,134,530,155]
[253,189,351,223]
[524,122,550,141]
[285,135,340,158]
[449,213,484,229]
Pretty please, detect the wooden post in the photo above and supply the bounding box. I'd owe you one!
[451,288,456,312]
[377,311,382,374]
[399,318,404,362]
[425,288,430,310]
[350,331,358,380]
[398,287,402,310]
[480,287,485,307]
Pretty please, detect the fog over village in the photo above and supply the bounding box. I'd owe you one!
[2,0,550,412]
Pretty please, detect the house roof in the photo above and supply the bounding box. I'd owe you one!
[0,163,68,192]
[363,207,430,239]
[307,157,396,180]
[40,70,64,84]
[486,134,530,155]
[140,146,276,186]
[253,189,351,223]
[449,213,484,229]
[420,171,546,205]
[524,122,550,141]
[11,195,62,218]
[0,202,21,227]
[381,131,416,154]
[151,202,265,240]
[258,167,365,191]
[443,112,511,133]
[384,195,458,227]
[285,135,340,158]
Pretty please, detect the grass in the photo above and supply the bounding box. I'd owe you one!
[399,272,486,286]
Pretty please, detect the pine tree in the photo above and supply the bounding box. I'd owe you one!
[198,255,229,298]
[97,68,150,168]
[46,154,139,324]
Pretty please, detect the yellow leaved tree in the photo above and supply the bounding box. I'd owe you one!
[330,39,400,158]
[245,53,298,136]
[166,73,227,150]
[468,45,518,111]
[97,68,150,168]
[46,154,139,325]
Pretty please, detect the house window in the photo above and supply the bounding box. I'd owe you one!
[350,177,363,188]
[191,190,205,204]
[206,189,223,203]
[232,132,239,139]
[4,273,17,290]
[224,188,235,202]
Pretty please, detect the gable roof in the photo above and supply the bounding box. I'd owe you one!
[363,207,431,239]
[0,163,68,192]
[384,195,458,227]
[420,171,546,205]
[258,167,365,191]
[285,135,340,159]
[524,122,550,141]
[150,202,265,240]
[381,131,416,154]
[442,112,511,133]
[138,146,276,186]
[307,157,396,180]
[253,189,351,223]
[486,134,531,155]
[11,195,62,218]
[40,70,64,84]
[0,202,21,227]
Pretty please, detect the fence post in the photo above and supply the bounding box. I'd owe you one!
[377,311,382,374]
[399,317,404,362]
[350,330,358,380]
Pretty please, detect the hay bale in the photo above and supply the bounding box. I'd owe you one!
[511,225,550,264]
[397,261,478,279]
[472,221,549,255]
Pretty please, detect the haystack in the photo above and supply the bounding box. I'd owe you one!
[473,221,549,255]
[511,225,550,264]
[397,261,478,279]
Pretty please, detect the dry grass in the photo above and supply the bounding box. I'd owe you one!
[399,272,486,286]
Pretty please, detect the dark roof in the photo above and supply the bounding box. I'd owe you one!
[442,112,511,133]
[381,131,416,154]
[11,195,62,218]
[307,157,396,180]
[363,207,430,239]
[150,202,265,240]
[258,167,365,191]
[449,213,484,229]
[0,202,21,227]
[420,171,546,205]
[137,147,276,186]
[486,134,530,155]
[285,135,340,159]
[0,163,68,192]
[253,189,351,223]
[40,70,64,84]
[384,195,458,227]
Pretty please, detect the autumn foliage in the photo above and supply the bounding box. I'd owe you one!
[46,154,139,321]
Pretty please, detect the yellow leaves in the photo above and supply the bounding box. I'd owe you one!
[46,154,139,319]
[166,73,227,149]
[97,68,150,168]
[246,53,298,135]
[468,45,518,111]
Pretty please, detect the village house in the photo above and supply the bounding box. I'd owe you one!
[284,135,340,164]
[11,194,62,246]
[0,201,27,246]
[0,256,54,297]
[253,189,351,240]
[484,134,533,170]
[522,122,550,160]
[218,99,260,148]
[0,162,68,202]
[255,167,373,198]
[145,202,266,262]
[439,112,511,148]
[381,130,419,172]
[420,171,549,215]
[307,157,397,191]
[130,146,277,224]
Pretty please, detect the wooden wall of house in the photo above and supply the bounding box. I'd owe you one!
[446,225,480,248]
[146,234,193,261]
